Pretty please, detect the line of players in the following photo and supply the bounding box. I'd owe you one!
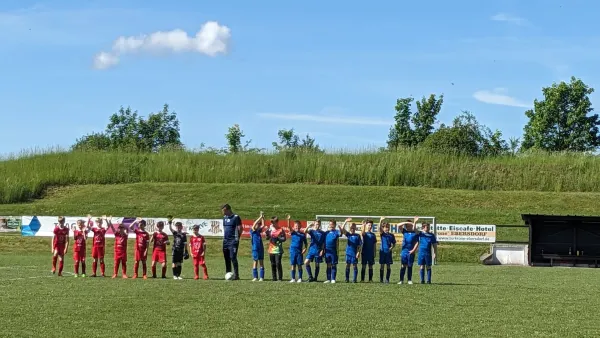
[50,213,438,284]
[50,216,208,280]
[252,214,438,284]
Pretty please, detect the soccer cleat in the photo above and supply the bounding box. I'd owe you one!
[331,280,336,284]
[90,274,97,278]
[421,281,425,284]
[296,279,302,283]
[74,275,78,278]
[408,281,413,285]
[323,280,330,284]
[132,274,138,279]
[51,269,56,274]
[398,281,403,285]
[81,274,86,278]
[258,278,263,282]
[385,280,390,284]
[112,274,117,279]
[173,276,178,280]
[289,279,295,283]
[427,281,431,284]
[101,274,106,278]
[252,278,257,282]
[57,273,63,277]
[162,276,167,279]
[352,280,357,283]
[122,275,128,279]
[143,275,148,280]
[345,280,349,283]
[178,276,183,280]
[194,276,200,280]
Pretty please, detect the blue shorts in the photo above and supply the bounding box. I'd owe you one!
[379,251,393,265]
[252,248,264,261]
[361,253,375,265]
[325,251,338,265]
[306,248,323,263]
[289,251,303,266]
[346,254,358,265]
[401,251,415,267]
[417,252,432,266]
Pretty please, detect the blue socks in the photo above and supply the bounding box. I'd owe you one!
[252,268,258,279]
[315,265,320,280]
[260,267,264,279]
[427,268,432,283]
[326,266,331,280]
[400,266,406,282]
[306,264,313,279]
[331,265,337,281]
[385,266,391,282]
[291,269,296,280]
[298,267,303,280]
[420,269,425,282]
[407,266,412,281]
[345,266,350,281]
[353,266,358,282]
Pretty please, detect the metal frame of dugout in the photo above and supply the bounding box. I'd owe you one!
[524,214,600,267]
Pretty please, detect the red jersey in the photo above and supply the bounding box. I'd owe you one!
[152,232,168,251]
[91,227,106,247]
[190,235,205,256]
[53,226,69,247]
[73,229,88,252]
[114,232,128,253]
[135,229,150,251]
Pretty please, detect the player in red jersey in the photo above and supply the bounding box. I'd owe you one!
[189,224,208,280]
[129,217,150,279]
[51,216,69,276]
[150,221,170,279]
[108,219,129,279]
[72,219,89,277]
[90,216,108,277]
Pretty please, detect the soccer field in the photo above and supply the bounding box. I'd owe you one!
[1,237,598,338]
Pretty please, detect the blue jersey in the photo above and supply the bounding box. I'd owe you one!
[290,231,307,252]
[380,232,396,253]
[325,230,340,252]
[345,233,362,257]
[223,214,241,245]
[251,228,263,251]
[361,232,377,255]
[308,229,325,250]
[418,232,438,253]
[401,229,418,252]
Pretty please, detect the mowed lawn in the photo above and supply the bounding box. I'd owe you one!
[1,236,599,338]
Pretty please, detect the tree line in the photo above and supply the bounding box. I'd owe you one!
[73,76,600,156]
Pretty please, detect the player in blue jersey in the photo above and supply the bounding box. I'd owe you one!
[417,223,438,284]
[287,215,308,283]
[360,219,377,282]
[251,212,267,281]
[221,204,243,280]
[378,217,396,283]
[323,219,342,284]
[340,218,362,283]
[304,219,325,282]
[398,217,419,285]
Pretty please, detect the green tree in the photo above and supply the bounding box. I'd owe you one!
[413,94,443,144]
[225,124,249,153]
[72,104,182,152]
[272,129,321,152]
[422,111,508,156]
[522,77,600,152]
[387,97,415,149]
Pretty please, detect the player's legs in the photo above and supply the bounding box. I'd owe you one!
[269,254,278,281]
[252,259,259,280]
[345,262,351,282]
[258,259,264,280]
[51,250,58,273]
[222,246,232,274]
[99,250,106,276]
[193,257,200,279]
[330,256,338,283]
[276,253,283,281]
[232,242,240,279]
[81,257,86,276]
[57,253,64,276]
[113,258,120,278]
[133,250,140,278]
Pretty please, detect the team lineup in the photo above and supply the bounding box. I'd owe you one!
[50,204,439,284]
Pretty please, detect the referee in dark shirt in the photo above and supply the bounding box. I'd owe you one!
[221,204,243,280]
[169,218,187,279]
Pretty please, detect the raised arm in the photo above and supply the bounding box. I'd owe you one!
[286,214,292,231]
[252,212,264,231]
[379,217,386,233]
[107,216,116,233]
[130,217,141,231]
[168,215,175,234]
[86,215,94,231]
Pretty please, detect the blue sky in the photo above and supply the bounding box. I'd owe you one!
[1,0,599,155]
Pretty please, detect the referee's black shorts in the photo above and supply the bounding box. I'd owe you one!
[172,250,184,264]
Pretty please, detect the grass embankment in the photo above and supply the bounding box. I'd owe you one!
[3,182,600,262]
[1,149,600,204]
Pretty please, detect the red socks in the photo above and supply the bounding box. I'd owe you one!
[142,263,147,276]
[74,262,79,274]
[52,256,57,270]
[58,260,64,274]
[100,262,105,275]
[114,260,120,276]
[202,264,208,278]
[122,263,127,276]
[194,265,199,278]
[161,266,167,278]
[92,261,97,275]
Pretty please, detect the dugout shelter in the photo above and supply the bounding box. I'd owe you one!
[523,214,600,267]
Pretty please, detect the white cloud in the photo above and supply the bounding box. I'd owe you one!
[491,13,528,26]
[93,21,231,69]
[258,113,393,126]
[473,88,532,108]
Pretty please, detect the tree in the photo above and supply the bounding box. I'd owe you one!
[522,77,600,152]
[72,104,183,152]
[413,94,443,144]
[421,111,508,156]
[272,129,321,152]
[387,97,415,149]
[224,124,262,154]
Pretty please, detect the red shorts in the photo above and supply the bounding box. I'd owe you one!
[92,246,105,259]
[53,246,65,256]
[114,251,127,262]
[135,249,148,261]
[193,256,205,266]
[73,250,86,261]
[152,250,166,263]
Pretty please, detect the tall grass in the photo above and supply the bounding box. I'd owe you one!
[1,148,600,203]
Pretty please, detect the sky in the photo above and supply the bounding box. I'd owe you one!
[1,0,600,155]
